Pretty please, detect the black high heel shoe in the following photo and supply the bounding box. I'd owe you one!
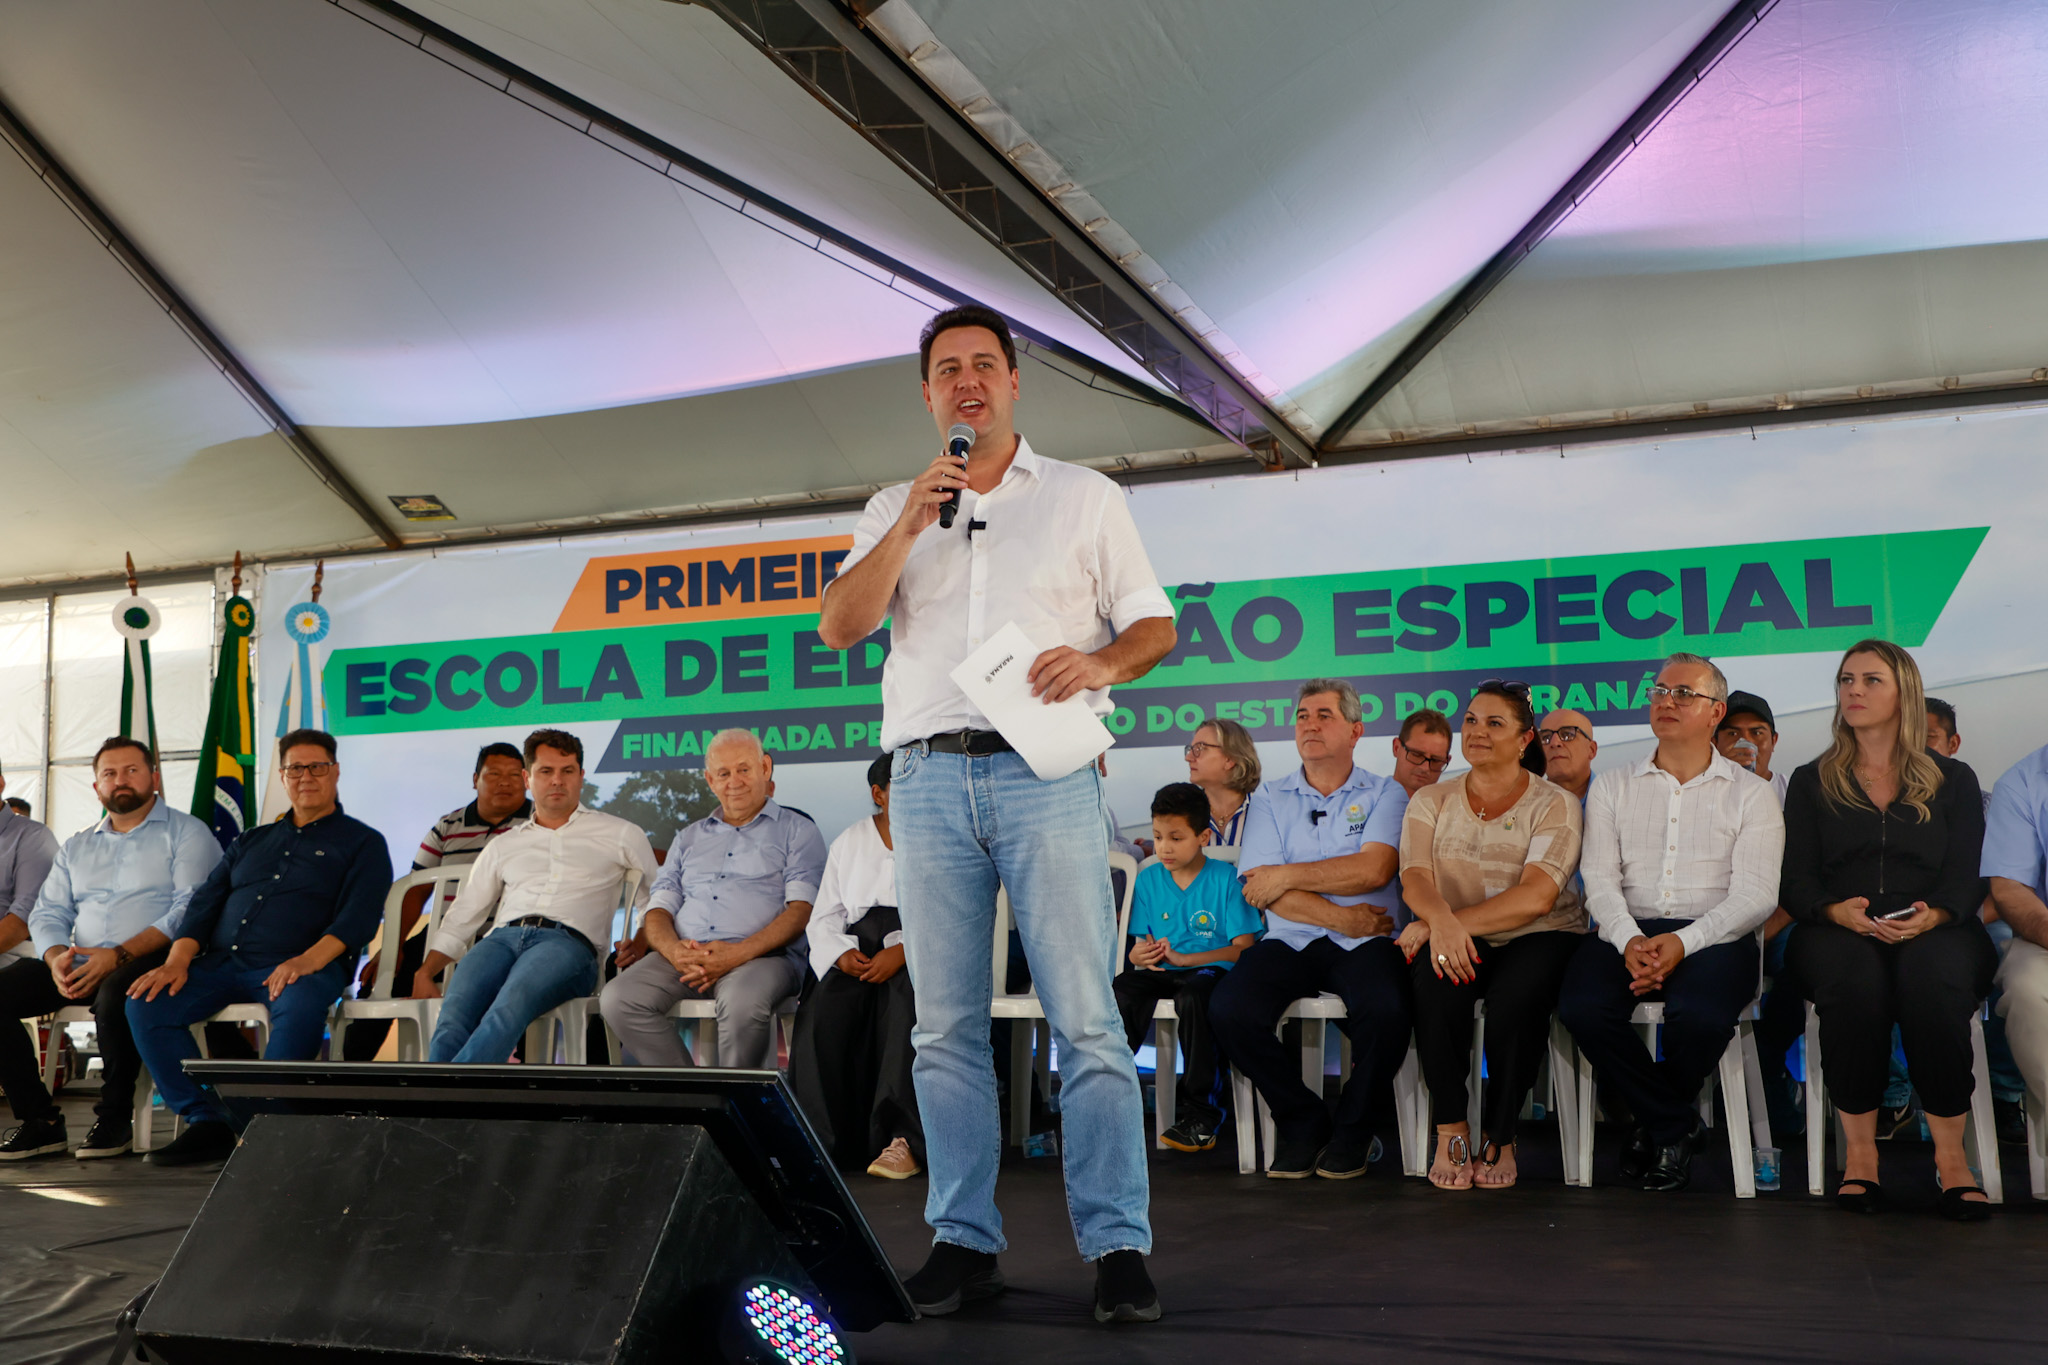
[1835,1177,1884,1214]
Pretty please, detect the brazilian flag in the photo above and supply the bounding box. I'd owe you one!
[192,595,257,849]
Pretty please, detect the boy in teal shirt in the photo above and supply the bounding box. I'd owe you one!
[1113,783,1263,1151]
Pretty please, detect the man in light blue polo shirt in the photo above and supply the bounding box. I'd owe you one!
[0,738,218,1161]
[1209,678,1408,1180]
[1984,743,2048,1132]
[602,729,827,1068]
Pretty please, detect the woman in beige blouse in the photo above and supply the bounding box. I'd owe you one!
[1397,682,1585,1190]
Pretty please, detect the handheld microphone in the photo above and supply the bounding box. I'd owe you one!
[938,423,974,529]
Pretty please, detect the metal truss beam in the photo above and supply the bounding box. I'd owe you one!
[691,0,1315,468]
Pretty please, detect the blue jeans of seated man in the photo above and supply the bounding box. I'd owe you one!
[889,746,1149,1261]
[430,924,599,1064]
[126,953,355,1125]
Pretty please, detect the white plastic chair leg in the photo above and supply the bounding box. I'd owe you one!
[1804,1004,1828,1196]
[1467,1012,1486,1139]
[2026,1091,2047,1200]
[1548,1018,1582,1186]
[1257,1094,1276,1171]
[1741,1027,1772,1156]
[1966,1014,2005,1203]
[1152,1018,1178,1149]
[1231,1065,1258,1174]
[1393,1042,1429,1178]
[1720,1028,1756,1198]
[1575,1046,1597,1188]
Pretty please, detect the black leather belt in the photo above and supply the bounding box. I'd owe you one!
[506,915,597,956]
[920,728,1014,756]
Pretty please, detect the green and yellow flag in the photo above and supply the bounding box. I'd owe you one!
[192,593,257,849]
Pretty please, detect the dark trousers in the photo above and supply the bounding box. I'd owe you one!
[340,930,427,1061]
[0,947,170,1126]
[1208,936,1410,1142]
[1410,929,1582,1145]
[1558,921,1759,1144]
[1112,964,1230,1127]
[788,908,922,1168]
[1789,917,1997,1117]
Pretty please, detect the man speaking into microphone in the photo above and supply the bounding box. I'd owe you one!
[819,305,1175,1324]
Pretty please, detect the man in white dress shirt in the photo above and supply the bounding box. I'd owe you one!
[817,305,1175,1324]
[1558,654,1783,1192]
[414,730,657,1063]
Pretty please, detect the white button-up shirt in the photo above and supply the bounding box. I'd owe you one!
[428,807,658,961]
[1582,749,1784,958]
[841,437,1174,750]
[805,815,900,979]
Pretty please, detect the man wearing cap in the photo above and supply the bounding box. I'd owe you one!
[1715,691,1785,806]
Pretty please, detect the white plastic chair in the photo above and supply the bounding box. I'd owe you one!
[332,866,469,1060]
[32,1008,163,1152]
[2026,1091,2047,1201]
[1803,1001,2003,1202]
[1570,996,1769,1196]
[524,869,644,1066]
[993,851,1139,1145]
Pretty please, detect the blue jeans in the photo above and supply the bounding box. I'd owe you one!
[430,924,599,1063]
[126,953,355,1124]
[890,746,1149,1261]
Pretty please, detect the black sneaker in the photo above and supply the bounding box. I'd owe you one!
[1617,1125,1652,1183]
[1092,1249,1160,1323]
[1159,1118,1219,1152]
[0,1116,67,1160]
[145,1120,237,1168]
[75,1118,133,1160]
[1315,1131,1376,1180]
[1994,1097,2028,1147]
[1266,1122,1330,1180]
[901,1242,1004,1316]
[1875,1102,1920,1140]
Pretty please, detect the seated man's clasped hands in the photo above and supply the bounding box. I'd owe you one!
[601,730,826,1068]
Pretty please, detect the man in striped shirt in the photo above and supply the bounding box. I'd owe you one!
[339,742,530,1059]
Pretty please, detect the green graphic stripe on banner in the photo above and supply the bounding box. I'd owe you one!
[325,528,1985,736]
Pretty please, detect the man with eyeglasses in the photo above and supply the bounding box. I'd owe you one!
[1209,678,1408,1180]
[126,729,391,1166]
[1390,710,1452,799]
[1536,710,1598,803]
[1557,654,1782,1192]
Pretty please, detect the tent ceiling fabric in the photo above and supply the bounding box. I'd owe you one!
[887,0,1732,435]
[0,121,378,584]
[1345,0,2048,446]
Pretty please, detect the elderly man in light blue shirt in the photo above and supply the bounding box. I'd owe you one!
[1985,743,2048,1137]
[0,738,218,1161]
[0,765,59,966]
[1208,678,1409,1181]
[601,729,827,1068]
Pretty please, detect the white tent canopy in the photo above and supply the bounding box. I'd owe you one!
[3,0,2045,586]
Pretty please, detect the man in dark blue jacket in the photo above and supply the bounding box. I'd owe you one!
[127,729,391,1166]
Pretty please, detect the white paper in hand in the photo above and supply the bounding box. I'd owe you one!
[948,621,1116,781]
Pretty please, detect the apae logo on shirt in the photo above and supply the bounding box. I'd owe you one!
[1345,801,1367,837]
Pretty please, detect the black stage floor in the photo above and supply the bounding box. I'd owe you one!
[6,1087,2045,1365]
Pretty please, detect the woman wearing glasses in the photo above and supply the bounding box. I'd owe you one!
[1397,682,1584,1189]
[1782,640,1996,1219]
[1184,718,1262,847]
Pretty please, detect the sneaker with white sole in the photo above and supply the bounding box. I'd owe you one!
[75,1118,133,1160]
[0,1117,67,1160]
[866,1138,922,1180]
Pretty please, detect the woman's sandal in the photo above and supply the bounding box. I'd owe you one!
[1429,1133,1472,1190]
[1475,1139,1517,1190]
[1835,1177,1884,1214]
[1938,1184,1992,1223]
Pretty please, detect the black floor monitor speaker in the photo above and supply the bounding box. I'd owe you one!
[133,1063,913,1364]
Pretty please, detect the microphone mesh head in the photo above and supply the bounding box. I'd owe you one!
[946,423,976,449]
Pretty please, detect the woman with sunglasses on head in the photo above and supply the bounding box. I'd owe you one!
[1782,639,1996,1220]
[1397,682,1584,1189]
[1184,718,1262,847]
